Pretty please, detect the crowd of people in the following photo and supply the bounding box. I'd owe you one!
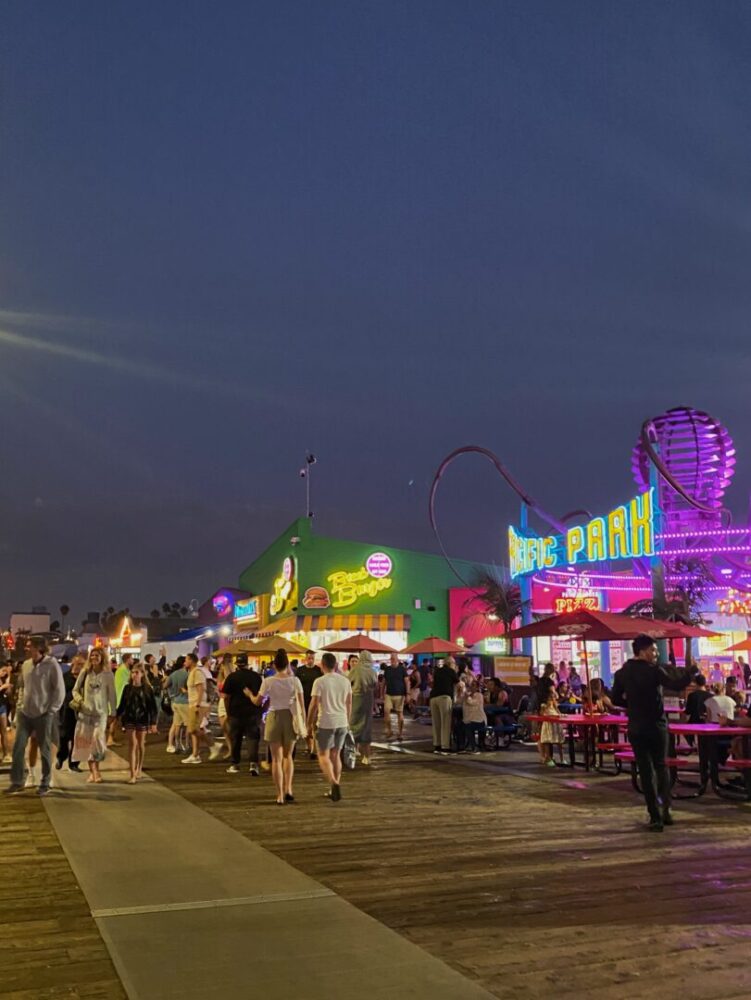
[2,638,524,801]
[4,637,749,818]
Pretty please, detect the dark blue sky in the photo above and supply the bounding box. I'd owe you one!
[2,2,751,621]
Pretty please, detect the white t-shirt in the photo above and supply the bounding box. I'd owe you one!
[187,667,206,707]
[260,674,303,712]
[704,694,736,723]
[311,672,351,729]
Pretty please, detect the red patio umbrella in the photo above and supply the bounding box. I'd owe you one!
[400,636,466,655]
[507,609,688,715]
[660,622,718,639]
[322,634,398,654]
[507,608,683,642]
[725,637,751,652]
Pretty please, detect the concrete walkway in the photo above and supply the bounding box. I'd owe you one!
[43,757,494,1000]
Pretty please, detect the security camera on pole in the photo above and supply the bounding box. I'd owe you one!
[299,452,316,520]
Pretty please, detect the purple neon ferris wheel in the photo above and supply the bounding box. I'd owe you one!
[632,406,736,534]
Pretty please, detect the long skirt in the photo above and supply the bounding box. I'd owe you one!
[72,711,108,763]
[350,691,373,745]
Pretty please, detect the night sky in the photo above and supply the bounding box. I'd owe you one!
[2,2,751,623]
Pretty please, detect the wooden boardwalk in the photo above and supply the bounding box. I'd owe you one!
[145,724,751,1000]
[0,787,126,999]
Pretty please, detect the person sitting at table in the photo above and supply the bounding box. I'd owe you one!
[704,682,736,765]
[557,681,579,712]
[538,677,563,767]
[718,710,751,767]
[611,635,699,832]
[581,678,614,714]
[683,674,711,747]
[568,667,583,697]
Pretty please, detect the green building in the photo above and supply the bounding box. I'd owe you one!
[231,516,487,650]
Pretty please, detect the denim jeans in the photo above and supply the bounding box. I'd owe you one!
[464,721,485,750]
[11,711,54,789]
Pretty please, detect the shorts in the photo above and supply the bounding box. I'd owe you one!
[0,704,7,716]
[264,708,296,747]
[172,703,189,726]
[384,694,405,714]
[316,726,348,752]
[123,723,149,733]
[187,706,204,734]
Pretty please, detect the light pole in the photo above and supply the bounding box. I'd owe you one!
[299,453,316,519]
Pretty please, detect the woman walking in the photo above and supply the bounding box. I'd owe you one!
[216,654,234,760]
[349,651,376,765]
[249,650,304,805]
[0,664,11,763]
[117,662,158,782]
[71,648,117,783]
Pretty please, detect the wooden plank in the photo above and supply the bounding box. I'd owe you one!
[144,732,751,1000]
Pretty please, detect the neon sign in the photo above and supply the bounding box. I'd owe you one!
[234,597,260,625]
[212,591,234,618]
[554,594,601,614]
[270,557,296,615]
[325,552,395,609]
[365,552,393,578]
[509,490,657,579]
[717,591,751,616]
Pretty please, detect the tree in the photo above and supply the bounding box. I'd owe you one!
[624,557,712,665]
[150,609,161,618]
[459,568,526,654]
[59,604,70,633]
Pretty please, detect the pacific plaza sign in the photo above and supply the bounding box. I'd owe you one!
[509,489,657,579]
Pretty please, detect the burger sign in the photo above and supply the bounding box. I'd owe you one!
[303,552,395,610]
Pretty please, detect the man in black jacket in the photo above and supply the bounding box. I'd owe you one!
[611,634,699,832]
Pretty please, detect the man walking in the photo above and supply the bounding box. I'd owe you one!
[165,657,189,754]
[307,652,351,802]
[383,651,408,741]
[222,654,262,776]
[295,650,322,758]
[611,634,699,832]
[7,637,65,796]
[182,653,220,764]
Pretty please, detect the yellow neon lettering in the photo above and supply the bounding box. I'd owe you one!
[566,525,585,564]
[629,489,654,557]
[586,517,606,562]
[542,538,558,569]
[607,506,629,559]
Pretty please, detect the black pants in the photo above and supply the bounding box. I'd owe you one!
[228,715,260,765]
[56,707,77,766]
[629,726,670,820]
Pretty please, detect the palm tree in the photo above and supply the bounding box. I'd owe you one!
[459,568,526,653]
[59,604,70,634]
[624,557,712,665]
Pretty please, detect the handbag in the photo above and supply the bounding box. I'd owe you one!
[341,730,357,770]
[290,687,307,739]
[69,669,89,715]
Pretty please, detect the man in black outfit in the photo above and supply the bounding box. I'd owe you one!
[611,635,699,832]
[222,654,262,776]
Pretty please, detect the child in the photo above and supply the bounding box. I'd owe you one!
[117,663,158,784]
[538,678,563,767]
[461,680,487,753]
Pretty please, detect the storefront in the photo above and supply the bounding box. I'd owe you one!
[217,517,486,655]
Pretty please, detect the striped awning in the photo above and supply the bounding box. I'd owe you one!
[233,613,410,639]
[294,613,410,632]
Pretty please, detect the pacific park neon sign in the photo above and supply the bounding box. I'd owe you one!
[509,490,657,579]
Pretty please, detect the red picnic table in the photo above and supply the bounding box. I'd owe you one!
[526,713,628,771]
[615,723,751,801]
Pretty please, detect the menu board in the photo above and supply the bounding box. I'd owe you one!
[492,655,533,687]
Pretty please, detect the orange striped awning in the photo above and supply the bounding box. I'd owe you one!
[233,613,410,639]
[295,613,410,632]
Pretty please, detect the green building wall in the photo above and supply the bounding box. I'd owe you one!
[237,517,492,643]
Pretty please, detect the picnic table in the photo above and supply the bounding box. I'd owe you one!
[669,723,751,801]
[526,713,627,771]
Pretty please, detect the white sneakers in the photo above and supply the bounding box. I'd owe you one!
[181,755,202,765]
[166,745,177,754]
[208,743,224,762]
[226,764,239,774]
